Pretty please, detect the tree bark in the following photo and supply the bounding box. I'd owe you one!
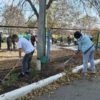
[37,0,46,59]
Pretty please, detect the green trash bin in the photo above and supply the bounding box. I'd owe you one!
[41,56,48,64]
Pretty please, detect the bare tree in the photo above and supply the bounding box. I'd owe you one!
[79,15,97,29]
[2,5,26,34]
[25,0,39,19]
[25,0,55,20]
[46,0,81,28]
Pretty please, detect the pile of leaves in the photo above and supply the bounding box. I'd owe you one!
[18,67,100,100]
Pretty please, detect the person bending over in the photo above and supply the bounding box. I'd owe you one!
[74,31,96,78]
[12,34,35,78]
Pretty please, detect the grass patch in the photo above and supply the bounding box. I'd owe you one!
[2,73,18,86]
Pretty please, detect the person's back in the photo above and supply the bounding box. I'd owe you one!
[7,36,11,42]
[23,32,31,41]
[18,33,24,38]
[18,38,34,54]
[78,34,94,53]
[24,34,31,40]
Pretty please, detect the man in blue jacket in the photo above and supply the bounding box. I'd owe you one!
[74,31,96,78]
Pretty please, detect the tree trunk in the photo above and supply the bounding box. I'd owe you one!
[37,0,46,59]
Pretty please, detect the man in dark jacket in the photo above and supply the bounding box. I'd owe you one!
[7,35,12,50]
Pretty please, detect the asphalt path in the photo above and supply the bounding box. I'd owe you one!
[35,78,100,100]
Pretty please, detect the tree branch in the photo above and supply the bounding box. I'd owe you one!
[25,0,54,20]
[46,0,54,10]
[25,0,39,19]
[25,14,35,24]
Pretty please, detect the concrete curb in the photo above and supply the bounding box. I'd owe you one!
[0,59,100,100]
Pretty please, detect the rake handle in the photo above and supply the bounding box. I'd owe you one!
[2,60,20,81]
[64,53,77,65]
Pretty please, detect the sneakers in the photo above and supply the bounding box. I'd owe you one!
[18,72,25,78]
[88,68,96,73]
[18,71,30,78]
[25,71,30,75]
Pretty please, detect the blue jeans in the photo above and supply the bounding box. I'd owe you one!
[82,46,95,73]
[22,51,34,74]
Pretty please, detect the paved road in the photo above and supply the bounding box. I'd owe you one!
[35,78,100,100]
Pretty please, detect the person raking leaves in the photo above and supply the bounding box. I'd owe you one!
[74,31,96,79]
[12,34,35,78]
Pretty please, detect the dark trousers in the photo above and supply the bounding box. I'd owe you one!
[0,41,1,49]
[22,51,34,74]
[7,43,11,50]
[12,42,16,50]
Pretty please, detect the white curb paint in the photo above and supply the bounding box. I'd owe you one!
[61,46,77,51]
[72,59,100,73]
[0,59,100,100]
[0,73,66,100]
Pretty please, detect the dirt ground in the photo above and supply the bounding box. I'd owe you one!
[0,49,99,95]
